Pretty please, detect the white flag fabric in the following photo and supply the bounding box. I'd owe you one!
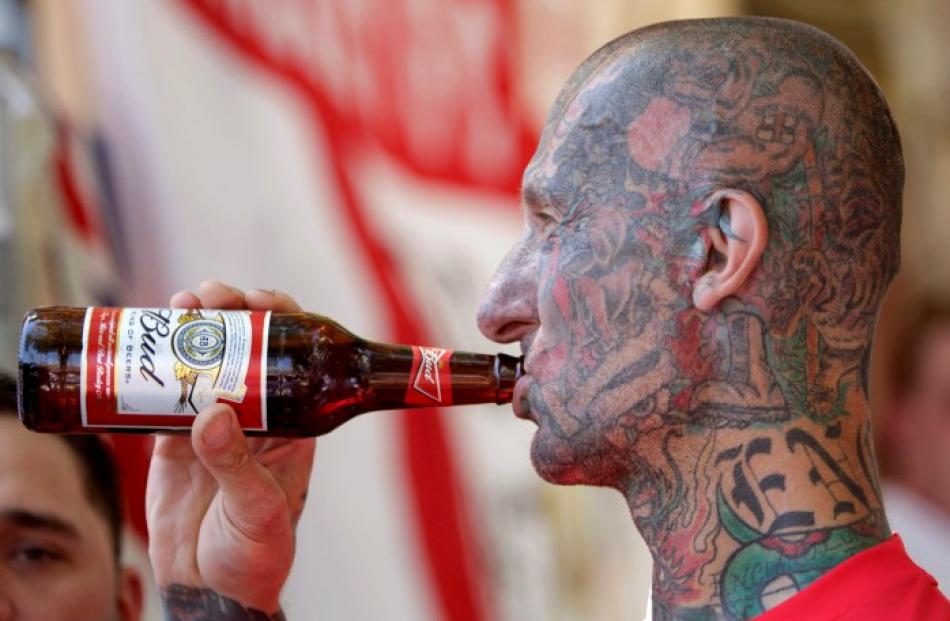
[66,1,654,619]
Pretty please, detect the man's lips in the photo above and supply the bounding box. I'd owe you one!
[512,377,536,423]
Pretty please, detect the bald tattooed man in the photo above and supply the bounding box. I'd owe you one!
[147,17,950,621]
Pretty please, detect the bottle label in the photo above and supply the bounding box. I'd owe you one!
[80,308,270,430]
[405,346,454,406]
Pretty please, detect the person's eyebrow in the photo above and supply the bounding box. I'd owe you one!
[522,183,542,207]
[0,509,81,539]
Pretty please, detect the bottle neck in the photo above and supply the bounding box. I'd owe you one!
[360,342,521,410]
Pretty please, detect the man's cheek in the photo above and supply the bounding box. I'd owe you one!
[530,338,568,383]
[533,288,574,383]
[541,271,572,326]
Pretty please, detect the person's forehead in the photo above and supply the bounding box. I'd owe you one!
[523,57,646,202]
[0,417,96,519]
[522,25,772,210]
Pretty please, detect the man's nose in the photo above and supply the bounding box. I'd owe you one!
[477,240,539,344]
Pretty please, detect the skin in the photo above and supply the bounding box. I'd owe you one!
[0,417,142,621]
[144,17,906,621]
[890,322,950,515]
[477,18,902,621]
[147,282,315,620]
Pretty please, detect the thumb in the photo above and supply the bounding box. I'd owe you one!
[191,404,287,540]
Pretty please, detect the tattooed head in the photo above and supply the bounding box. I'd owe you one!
[478,17,903,488]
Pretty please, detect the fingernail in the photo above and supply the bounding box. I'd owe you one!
[202,409,232,448]
[250,288,281,297]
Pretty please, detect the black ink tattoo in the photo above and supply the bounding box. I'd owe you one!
[161,585,286,621]
[479,16,900,621]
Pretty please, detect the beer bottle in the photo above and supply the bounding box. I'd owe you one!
[17,306,522,436]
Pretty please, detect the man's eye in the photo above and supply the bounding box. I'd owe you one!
[10,544,65,567]
[530,208,557,226]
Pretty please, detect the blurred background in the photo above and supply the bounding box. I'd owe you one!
[1,0,948,619]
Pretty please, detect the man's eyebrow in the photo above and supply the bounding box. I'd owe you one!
[521,184,539,206]
[0,509,81,539]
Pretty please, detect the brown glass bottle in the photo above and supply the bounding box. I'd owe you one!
[17,306,522,437]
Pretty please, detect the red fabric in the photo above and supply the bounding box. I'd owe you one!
[756,534,950,621]
[52,123,98,244]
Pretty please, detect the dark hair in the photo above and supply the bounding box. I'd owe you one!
[0,373,124,561]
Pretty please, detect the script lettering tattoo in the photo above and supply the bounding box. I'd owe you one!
[483,18,900,621]
[707,429,884,619]
[161,585,286,621]
[731,462,764,526]
[718,435,815,533]
[787,427,868,516]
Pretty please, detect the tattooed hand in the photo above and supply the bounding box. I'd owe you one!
[147,282,316,618]
[160,585,288,621]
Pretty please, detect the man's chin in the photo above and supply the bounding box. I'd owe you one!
[529,433,588,485]
[529,427,630,488]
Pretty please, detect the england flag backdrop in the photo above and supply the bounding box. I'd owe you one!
[60,1,654,619]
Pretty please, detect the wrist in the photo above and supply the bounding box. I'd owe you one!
[160,584,285,621]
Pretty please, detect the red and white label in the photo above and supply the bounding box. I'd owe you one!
[79,307,270,430]
[405,346,454,406]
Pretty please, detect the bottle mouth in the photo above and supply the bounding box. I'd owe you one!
[493,353,524,404]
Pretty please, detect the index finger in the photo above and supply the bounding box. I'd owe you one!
[170,289,202,309]
[245,289,303,312]
[195,280,248,310]
[169,281,247,310]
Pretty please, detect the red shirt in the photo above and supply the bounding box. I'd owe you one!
[757,534,950,620]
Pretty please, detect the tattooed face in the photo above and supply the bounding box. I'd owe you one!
[482,19,905,619]
[478,21,902,492]
[479,53,693,486]
[518,196,680,484]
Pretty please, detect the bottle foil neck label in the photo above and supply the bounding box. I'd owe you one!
[405,346,454,407]
[80,307,270,430]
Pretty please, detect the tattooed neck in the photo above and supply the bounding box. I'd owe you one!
[626,407,889,621]
[161,584,286,621]
[476,15,903,621]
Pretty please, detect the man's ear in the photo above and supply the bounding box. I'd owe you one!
[116,566,144,621]
[692,189,768,312]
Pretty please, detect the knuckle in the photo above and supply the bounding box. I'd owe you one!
[226,491,289,542]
